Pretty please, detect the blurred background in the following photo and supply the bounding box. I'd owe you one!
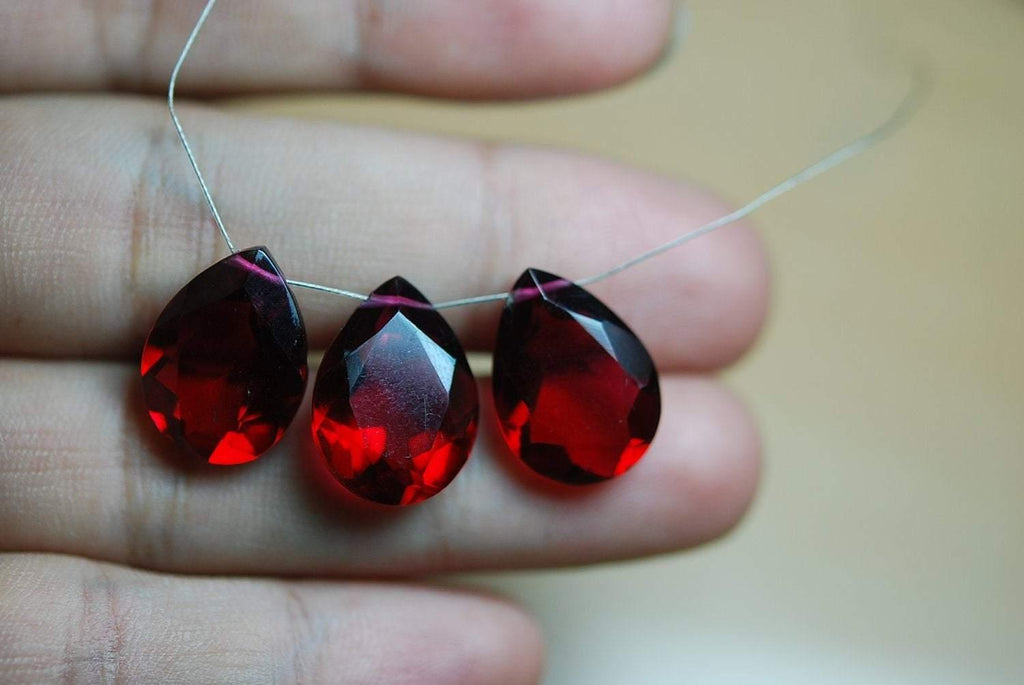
[235,0,1024,682]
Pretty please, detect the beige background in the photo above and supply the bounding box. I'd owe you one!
[237,0,1024,682]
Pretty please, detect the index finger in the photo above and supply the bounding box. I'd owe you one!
[0,0,675,98]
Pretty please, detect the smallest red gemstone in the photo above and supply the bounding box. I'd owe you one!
[140,248,308,465]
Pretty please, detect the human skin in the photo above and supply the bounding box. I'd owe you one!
[0,2,769,683]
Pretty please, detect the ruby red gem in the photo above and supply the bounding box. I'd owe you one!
[492,269,661,484]
[312,277,479,506]
[140,247,308,465]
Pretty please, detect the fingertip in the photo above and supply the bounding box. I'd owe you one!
[359,0,678,98]
[683,216,773,370]
[617,184,773,372]
[647,377,762,547]
[474,596,546,685]
[690,378,763,539]
[419,590,545,685]
[550,0,678,93]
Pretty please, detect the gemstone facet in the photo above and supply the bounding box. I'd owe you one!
[492,269,661,484]
[140,247,308,465]
[312,277,478,506]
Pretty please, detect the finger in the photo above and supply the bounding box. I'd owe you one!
[0,0,673,98]
[0,98,769,372]
[0,553,543,685]
[0,360,759,575]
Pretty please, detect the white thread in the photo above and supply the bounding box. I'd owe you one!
[169,0,924,310]
[168,0,235,255]
[283,279,368,300]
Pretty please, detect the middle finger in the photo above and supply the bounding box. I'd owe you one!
[0,359,760,576]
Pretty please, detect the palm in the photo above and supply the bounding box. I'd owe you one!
[0,1,767,682]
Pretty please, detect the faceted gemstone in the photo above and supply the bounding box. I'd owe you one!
[312,277,478,506]
[140,247,308,465]
[492,269,661,484]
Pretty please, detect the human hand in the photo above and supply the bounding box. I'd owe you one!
[0,2,768,682]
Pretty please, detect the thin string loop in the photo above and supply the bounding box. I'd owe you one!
[436,69,926,310]
[574,66,927,290]
[170,0,924,310]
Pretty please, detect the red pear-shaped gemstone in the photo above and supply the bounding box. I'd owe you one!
[140,247,308,466]
[312,277,479,506]
[492,269,661,484]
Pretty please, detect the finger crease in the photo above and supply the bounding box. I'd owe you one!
[66,569,128,685]
[119,376,169,570]
[475,141,517,293]
[127,125,164,294]
[282,586,325,684]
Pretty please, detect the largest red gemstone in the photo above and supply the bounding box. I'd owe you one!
[312,277,479,506]
[140,247,308,466]
[492,269,661,484]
